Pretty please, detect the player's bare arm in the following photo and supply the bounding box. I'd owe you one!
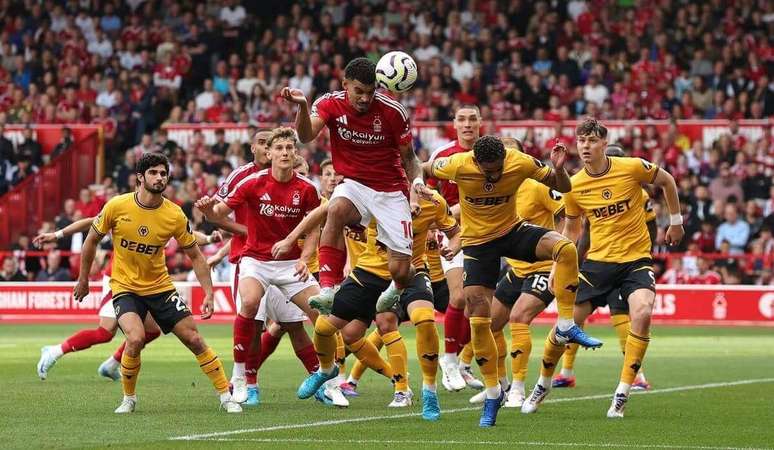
[402,142,435,202]
[280,87,325,143]
[440,224,462,260]
[73,227,101,302]
[206,215,247,236]
[271,201,329,258]
[193,230,223,246]
[182,243,215,320]
[207,239,231,269]
[194,196,246,235]
[33,216,94,248]
[561,215,583,245]
[540,142,572,193]
[650,167,685,246]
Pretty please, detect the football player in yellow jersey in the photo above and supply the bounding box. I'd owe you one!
[466,174,566,409]
[525,118,683,419]
[423,135,601,427]
[553,144,657,392]
[73,153,240,414]
[328,191,459,420]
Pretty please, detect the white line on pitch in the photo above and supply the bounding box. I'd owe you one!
[169,377,774,441]
[196,437,771,450]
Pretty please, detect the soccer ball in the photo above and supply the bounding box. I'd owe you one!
[375,51,418,93]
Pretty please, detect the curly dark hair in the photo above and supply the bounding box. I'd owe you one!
[473,135,505,163]
[136,152,169,176]
[575,117,608,139]
[344,57,376,85]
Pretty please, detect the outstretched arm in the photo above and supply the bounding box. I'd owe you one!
[271,202,329,258]
[651,168,684,246]
[540,142,572,193]
[33,217,94,248]
[280,87,326,143]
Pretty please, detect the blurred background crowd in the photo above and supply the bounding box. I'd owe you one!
[0,0,772,284]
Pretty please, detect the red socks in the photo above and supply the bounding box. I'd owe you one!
[444,305,465,354]
[111,330,161,362]
[295,343,320,373]
[256,331,282,370]
[459,316,471,348]
[233,313,256,363]
[318,245,347,288]
[61,327,114,353]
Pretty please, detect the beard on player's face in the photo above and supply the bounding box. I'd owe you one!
[344,79,375,113]
[142,177,166,194]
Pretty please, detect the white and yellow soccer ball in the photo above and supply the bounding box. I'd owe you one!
[375,51,418,93]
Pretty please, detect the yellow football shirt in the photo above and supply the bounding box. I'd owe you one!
[426,233,445,282]
[299,197,327,273]
[344,224,369,269]
[357,192,458,280]
[92,192,196,296]
[642,189,657,222]
[563,156,659,263]
[431,148,551,246]
[506,179,565,276]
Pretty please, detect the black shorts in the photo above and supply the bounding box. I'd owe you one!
[431,279,449,313]
[390,271,434,322]
[602,289,630,314]
[312,272,320,282]
[494,270,554,307]
[576,258,655,309]
[331,268,389,324]
[463,222,551,289]
[113,289,191,334]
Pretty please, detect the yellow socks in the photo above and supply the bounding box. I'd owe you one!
[313,315,338,372]
[409,307,439,387]
[551,240,579,321]
[610,314,631,353]
[470,316,499,396]
[335,331,347,373]
[196,347,229,394]
[348,329,382,382]
[459,342,474,366]
[561,343,580,374]
[382,330,409,392]
[620,332,650,386]
[348,336,393,380]
[509,323,532,382]
[493,330,507,384]
[120,353,141,396]
[538,331,566,387]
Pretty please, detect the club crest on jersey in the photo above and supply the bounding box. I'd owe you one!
[602,188,612,200]
[292,191,301,206]
[138,225,149,236]
[218,184,229,197]
[373,117,382,133]
[483,182,495,192]
[433,159,448,170]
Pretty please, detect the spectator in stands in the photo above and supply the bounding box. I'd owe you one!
[16,125,43,167]
[715,204,750,255]
[210,129,229,157]
[659,257,689,284]
[36,250,71,281]
[690,257,722,285]
[692,219,718,253]
[74,188,102,218]
[54,199,77,251]
[50,127,74,160]
[708,162,744,204]
[7,157,36,186]
[0,256,25,282]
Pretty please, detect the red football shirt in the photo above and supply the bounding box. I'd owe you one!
[216,162,260,263]
[311,90,411,194]
[427,140,469,206]
[225,169,320,261]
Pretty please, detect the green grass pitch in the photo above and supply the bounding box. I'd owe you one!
[2,323,772,449]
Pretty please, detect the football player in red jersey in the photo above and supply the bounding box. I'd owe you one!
[426,105,484,391]
[280,57,435,318]
[196,128,322,404]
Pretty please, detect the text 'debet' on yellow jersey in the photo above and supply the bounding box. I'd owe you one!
[357,191,457,280]
[506,179,565,276]
[92,192,196,296]
[563,156,659,263]
[431,148,551,247]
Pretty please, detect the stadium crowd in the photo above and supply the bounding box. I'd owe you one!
[0,0,772,284]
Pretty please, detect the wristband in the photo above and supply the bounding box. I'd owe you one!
[412,177,424,187]
[206,235,213,244]
[669,213,683,226]
[55,230,64,240]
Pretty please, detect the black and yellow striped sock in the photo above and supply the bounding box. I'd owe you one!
[196,347,229,394]
[120,353,141,396]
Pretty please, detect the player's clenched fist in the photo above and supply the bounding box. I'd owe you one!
[280,87,307,105]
